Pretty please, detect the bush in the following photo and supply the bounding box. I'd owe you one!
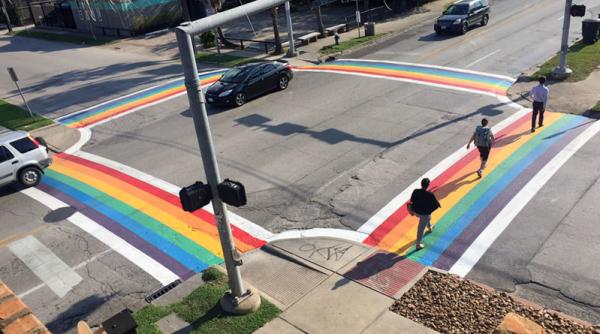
[202,267,224,282]
[200,30,216,48]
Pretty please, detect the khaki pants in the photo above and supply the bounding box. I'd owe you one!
[416,214,432,244]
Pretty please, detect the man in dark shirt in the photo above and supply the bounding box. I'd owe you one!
[410,178,441,251]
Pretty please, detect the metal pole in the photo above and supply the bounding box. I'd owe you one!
[14,82,33,117]
[175,26,245,298]
[284,1,295,57]
[553,0,573,78]
[1,0,12,32]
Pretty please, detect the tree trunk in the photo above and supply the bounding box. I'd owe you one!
[271,6,283,54]
[314,6,325,37]
[217,27,238,48]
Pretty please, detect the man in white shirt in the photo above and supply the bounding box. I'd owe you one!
[529,76,549,133]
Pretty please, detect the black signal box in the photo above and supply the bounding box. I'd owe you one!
[570,4,586,17]
[179,182,212,212]
[218,179,247,207]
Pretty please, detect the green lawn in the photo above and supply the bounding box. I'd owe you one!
[534,41,600,82]
[0,100,53,131]
[320,33,386,55]
[195,52,259,67]
[134,268,280,334]
[11,29,114,46]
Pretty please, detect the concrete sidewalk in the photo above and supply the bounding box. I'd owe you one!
[106,0,451,66]
[152,237,439,334]
[246,237,438,334]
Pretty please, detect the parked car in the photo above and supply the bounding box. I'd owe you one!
[0,130,52,188]
[205,61,293,107]
[434,0,490,35]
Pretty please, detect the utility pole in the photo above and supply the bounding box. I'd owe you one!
[175,24,260,314]
[285,1,296,57]
[553,0,573,79]
[1,0,13,32]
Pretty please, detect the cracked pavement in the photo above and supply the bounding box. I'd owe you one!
[0,200,161,333]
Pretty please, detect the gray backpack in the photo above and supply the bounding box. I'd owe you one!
[474,126,492,147]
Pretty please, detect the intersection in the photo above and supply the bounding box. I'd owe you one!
[1,0,600,330]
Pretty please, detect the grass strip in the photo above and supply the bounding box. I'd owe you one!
[590,101,600,114]
[0,100,53,131]
[533,40,600,82]
[195,52,260,67]
[11,29,114,46]
[134,268,280,334]
[320,33,386,55]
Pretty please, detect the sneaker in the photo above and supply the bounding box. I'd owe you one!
[426,226,434,234]
[416,243,425,251]
[539,123,544,127]
[476,169,482,178]
[531,128,536,133]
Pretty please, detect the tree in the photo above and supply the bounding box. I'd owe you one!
[313,5,325,37]
[271,6,282,54]
[207,0,237,47]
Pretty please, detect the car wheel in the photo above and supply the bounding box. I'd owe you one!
[461,21,469,34]
[481,15,489,26]
[278,76,289,90]
[234,92,247,107]
[19,166,42,187]
[434,26,442,35]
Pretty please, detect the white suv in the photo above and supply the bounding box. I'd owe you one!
[0,130,52,188]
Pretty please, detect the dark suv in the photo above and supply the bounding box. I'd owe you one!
[434,0,489,35]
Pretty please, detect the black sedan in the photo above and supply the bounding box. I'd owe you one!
[205,62,293,107]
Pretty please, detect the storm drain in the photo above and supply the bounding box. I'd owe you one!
[144,279,182,303]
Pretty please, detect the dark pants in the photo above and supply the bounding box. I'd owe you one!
[532,101,545,129]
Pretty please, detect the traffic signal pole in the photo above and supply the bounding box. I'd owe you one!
[553,0,573,78]
[175,25,260,314]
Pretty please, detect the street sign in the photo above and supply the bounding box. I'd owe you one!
[356,10,361,24]
[7,67,18,82]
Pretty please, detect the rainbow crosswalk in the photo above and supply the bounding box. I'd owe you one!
[37,153,265,280]
[362,111,597,272]
[294,59,514,96]
[55,60,514,129]
[57,71,225,129]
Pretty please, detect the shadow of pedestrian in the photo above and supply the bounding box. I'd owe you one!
[430,172,479,202]
[333,252,406,290]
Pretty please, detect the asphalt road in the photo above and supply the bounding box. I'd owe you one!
[1,0,600,330]
[0,35,184,118]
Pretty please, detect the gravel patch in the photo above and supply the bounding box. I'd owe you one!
[391,270,599,334]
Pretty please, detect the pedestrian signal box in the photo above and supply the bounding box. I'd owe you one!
[179,182,212,212]
[218,179,247,207]
[570,4,586,17]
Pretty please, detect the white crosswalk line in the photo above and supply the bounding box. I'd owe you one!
[8,235,82,298]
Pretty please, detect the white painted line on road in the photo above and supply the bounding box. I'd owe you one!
[357,106,531,238]
[267,228,367,243]
[20,187,179,285]
[337,58,517,82]
[64,127,91,155]
[73,151,274,240]
[54,76,186,122]
[295,69,505,98]
[8,235,82,298]
[17,249,112,299]
[450,119,600,277]
[465,50,501,68]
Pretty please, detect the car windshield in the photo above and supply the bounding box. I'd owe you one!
[444,4,469,15]
[220,66,255,83]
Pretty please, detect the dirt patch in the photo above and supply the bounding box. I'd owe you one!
[391,270,599,334]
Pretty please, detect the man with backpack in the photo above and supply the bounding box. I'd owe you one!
[467,118,495,178]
